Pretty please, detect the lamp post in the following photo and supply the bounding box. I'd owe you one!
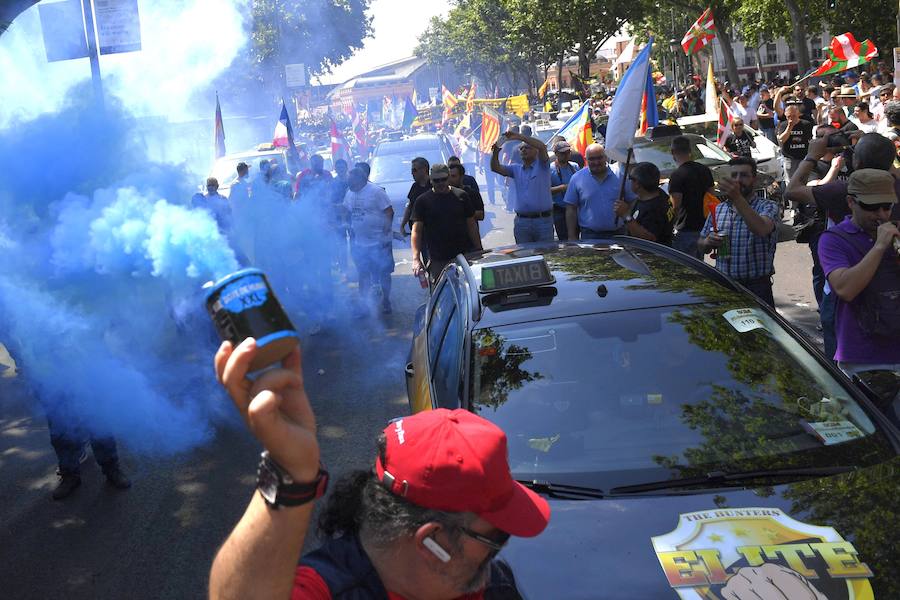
[669,38,680,91]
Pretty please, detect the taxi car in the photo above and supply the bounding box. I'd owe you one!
[405,240,900,598]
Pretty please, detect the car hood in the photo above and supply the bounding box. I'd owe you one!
[498,458,899,599]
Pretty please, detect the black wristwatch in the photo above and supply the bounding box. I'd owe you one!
[257,451,329,508]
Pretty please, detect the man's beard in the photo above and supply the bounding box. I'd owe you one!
[459,555,493,594]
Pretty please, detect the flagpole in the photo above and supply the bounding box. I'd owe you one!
[617,148,634,203]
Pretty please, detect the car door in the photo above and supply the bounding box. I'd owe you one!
[407,280,456,413]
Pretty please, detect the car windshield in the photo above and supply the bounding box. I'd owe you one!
[210,152,283,186]
[632,137,729,175]
[370,150,446,183]
[470,303,893,489]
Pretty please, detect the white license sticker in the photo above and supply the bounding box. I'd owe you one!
[801,420,864,445]
[722,308,766,333]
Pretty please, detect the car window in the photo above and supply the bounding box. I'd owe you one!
[427,282,456,370]
[632,140,679,174]
[431,306,463,409]
[470,303,893,489]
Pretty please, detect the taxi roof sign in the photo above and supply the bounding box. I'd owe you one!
[478,255,555,293]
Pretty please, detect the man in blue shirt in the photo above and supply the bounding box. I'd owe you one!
[491,129,554,243]
[563,143,633,240]
[550,140,579,240]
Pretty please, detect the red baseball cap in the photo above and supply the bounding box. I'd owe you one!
[375,409,550,537]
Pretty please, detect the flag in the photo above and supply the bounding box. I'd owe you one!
[466,82,477,113]
[402,96,418,129]
[480,106,502,154]
[605,38,655,163]
[538,78,549,99]
[810,32,878,77]
[705,60,718,116]
[273,100,302,169]
[330,118,350,163]
[553,100,593,156]
[506,94,530,117]
[412,89,418,107]
[681,7,716,55]
[638,65,659,136]
[214,92,226,159]
[442,85,458,124]
[717,97,733,148]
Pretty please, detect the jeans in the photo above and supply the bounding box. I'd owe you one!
[513,216,554,243]
[737,275,775,307]
[820,290,837,362]
[808,233,825,309]
[45,403,119,475]
[579,228,619,241]
[672,230,702,259]
[553,207,569,241]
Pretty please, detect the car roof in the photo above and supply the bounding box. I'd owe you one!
[458,240,746,329]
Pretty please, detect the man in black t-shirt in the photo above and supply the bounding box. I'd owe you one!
[411,164,483,282]
[668,136,714,258]
[756,86,776,143]
[399,156,432,236]
[724,118,756,158]
[448,162,484,221]
[615,162,673,245]
[777,104,814,179]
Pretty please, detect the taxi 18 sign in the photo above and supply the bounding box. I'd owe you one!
[651,507,873,598]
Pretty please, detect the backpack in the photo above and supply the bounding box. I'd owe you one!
[821,227,900,337]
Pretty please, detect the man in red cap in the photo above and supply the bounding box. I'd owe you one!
[209,338,550,600]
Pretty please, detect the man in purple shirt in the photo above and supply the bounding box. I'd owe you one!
[818,168,900,376]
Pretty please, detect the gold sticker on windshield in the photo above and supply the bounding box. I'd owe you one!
[651,507,874,598]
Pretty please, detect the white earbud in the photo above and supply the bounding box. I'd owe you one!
[423,537,452,563]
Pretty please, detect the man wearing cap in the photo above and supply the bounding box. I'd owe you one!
[491,129,555,243]
[209,339,549,600]
[550,140,579,240]
[412,164,482,282]
[818,168,900,376]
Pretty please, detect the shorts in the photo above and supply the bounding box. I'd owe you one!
[351,242,394,276]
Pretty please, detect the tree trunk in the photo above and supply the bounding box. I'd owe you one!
[578,43,592,79]
[715,21,741,86]
[556,52,564,93]
[783,0,811,74]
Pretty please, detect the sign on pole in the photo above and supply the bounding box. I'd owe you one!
[39,0,89,62]
[285,63,307,88]
[95,0,142,55]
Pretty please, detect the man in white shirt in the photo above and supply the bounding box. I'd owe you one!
[344,167,395,314]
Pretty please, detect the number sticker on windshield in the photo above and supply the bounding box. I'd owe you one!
[722,308,767,333]
[801,420,864,445]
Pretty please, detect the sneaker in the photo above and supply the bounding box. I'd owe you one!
[103,466,132,490]
[52,473,82,500]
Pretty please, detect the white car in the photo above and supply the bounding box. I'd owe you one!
[676,114,784,185]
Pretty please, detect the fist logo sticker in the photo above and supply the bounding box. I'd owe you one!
[651,508,874,599]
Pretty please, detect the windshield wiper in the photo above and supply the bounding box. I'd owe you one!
[609,465,857,495]
[517,479,606,499]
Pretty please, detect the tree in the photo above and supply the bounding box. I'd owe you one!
[563,0,650,79]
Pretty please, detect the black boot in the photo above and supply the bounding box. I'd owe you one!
[52,472,82,500]
[102,464,132,490]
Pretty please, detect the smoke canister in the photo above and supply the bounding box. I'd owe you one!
[204,268,299,372]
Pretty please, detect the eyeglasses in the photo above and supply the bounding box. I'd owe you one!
[854,199,894,212]
[458,526,510,553]
[431,177,448,184]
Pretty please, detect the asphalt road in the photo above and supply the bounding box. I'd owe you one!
[0,182,821,600]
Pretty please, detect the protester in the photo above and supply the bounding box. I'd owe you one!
[777,104,814,179]
[817,169,900,378]
[853,102,879,133]
[786,133,900,360]
[344,167,394,315]
[614,161,673,245]
[563,143,634,241]
[295,154,333,200]
[669,136,714,258]
[756,86,777,143]
[208,337,549,600]
[699,157,780,305]
[490,129,554,243]
[411,164,482,282]
[550,140,580,241]
[330,158,350,274]
[191,176,232,236]
[724,118,756,158]
[230,162,250,202]
[447,157,484,221]
[828,103,859,133]
[834,85,859,112]
[400,157,432,236]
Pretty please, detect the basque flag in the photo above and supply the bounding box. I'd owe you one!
[810,33,878,77]
[214,92,226,159]
[681,8,716,55]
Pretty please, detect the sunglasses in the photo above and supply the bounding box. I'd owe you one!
[458,526,510,553]
[431,177,448,184]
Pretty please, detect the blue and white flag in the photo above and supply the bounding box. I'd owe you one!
[604,38,655,163]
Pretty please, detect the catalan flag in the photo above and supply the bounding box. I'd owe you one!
[466,82,477,113]
[479,106,502,154]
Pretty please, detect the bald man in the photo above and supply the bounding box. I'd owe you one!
[563,143,635,240]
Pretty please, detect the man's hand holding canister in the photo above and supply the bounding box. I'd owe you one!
[215,338,319,483]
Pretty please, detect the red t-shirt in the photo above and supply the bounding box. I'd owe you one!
[291,565,485,600]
